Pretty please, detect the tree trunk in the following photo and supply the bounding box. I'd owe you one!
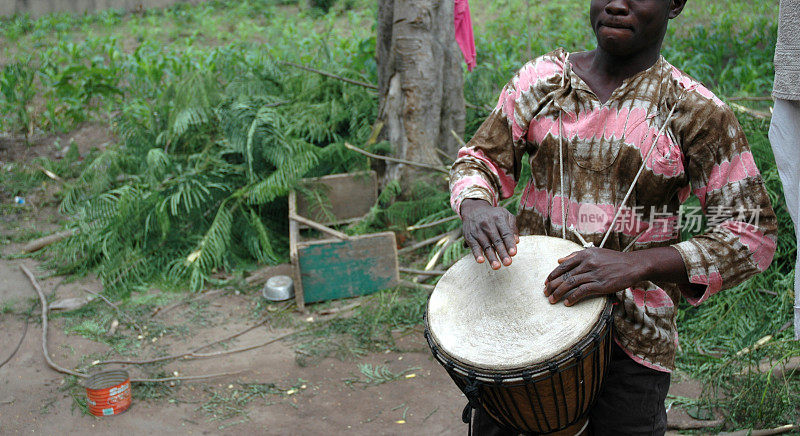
[377,0,466,191]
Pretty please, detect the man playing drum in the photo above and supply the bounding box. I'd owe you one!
[450,0,777,434]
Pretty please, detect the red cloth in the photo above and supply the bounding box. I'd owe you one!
[454,0,476,71]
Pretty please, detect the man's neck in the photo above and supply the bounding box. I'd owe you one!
[571,46,663,104]
[589,46,662,83]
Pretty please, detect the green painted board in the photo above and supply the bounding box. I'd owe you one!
[297,232,399,303]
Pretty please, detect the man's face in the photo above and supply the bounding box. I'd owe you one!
[589,0,674,56]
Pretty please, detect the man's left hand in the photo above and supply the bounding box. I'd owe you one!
[543,247,645,306]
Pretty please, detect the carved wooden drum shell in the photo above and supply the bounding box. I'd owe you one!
[425,235,613,435]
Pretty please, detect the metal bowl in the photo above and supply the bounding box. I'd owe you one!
[262,275,294,301]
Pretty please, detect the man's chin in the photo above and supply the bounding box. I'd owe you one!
[596,39,639,58]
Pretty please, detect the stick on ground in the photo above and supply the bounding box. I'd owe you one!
[20,264,258,383]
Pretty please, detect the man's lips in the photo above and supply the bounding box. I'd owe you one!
[599,22,633,30]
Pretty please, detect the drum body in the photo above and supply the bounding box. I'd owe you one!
[425,236,613,435]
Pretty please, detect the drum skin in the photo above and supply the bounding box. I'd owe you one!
[425,235,613,435]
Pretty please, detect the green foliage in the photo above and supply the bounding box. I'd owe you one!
[0,59,37,141]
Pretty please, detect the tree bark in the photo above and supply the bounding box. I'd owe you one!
[377,0,466,191]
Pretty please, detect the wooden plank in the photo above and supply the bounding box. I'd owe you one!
[296,171,377,224]
[297,232,399,303]
[288,213,349,240]
[288,192,305,311]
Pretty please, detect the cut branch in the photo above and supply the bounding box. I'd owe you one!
[667,418,725,430]
[21,264,88,379]
[21,230,75,253]
[282,61,378,90]
[344,142,449,174]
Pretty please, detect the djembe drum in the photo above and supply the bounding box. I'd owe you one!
[425,235,613,435]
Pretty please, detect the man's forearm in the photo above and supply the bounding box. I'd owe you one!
[633,246,704,299]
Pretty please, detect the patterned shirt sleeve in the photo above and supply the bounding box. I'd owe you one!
[449,53,564,215]
[672,96,778,305]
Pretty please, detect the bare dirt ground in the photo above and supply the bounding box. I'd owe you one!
[0,249,465,435]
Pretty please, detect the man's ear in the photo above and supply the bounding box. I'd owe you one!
[669,0,687,19]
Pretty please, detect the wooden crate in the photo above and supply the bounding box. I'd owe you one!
[289,171,398,310]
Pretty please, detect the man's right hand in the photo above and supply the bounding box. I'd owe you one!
[460,198,519,270]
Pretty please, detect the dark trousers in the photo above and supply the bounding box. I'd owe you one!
[470,341,671,435]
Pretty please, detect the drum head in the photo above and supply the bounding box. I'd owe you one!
[427,235,607,371]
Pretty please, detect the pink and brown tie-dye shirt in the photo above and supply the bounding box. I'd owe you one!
[450,49,777,372]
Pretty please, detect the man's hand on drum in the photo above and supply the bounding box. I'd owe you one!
[460,198,520,270]
[543,248,641,306]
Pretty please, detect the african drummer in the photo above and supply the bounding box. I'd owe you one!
[448,0,777,434]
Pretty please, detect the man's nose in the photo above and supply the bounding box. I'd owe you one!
[605,0,630,15]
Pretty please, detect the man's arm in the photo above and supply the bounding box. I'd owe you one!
[545,93,777,307]
[543,246,704,306]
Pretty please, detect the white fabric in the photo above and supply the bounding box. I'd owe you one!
[769,98,800,339]
[427,236,606,370]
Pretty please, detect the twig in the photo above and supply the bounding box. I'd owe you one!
[316,302,361,316]
[667,418,725,430]
[435,148,453,162]
[407,215,458,231]
[21,230,75,253]
[93,319,272,365]
[20,264,88,379]
[727,96,773,102]
[450,129,467,148]
[730,102,771,119]
[344,142,449,174]
[33,164,65,184]
[151,289,226,318]
[423,230,462,271]
[0,313,29,370]
[398,229,460,254]
[282,61,377,90]
[399,268,446,276]
[719,424,798,436]
[399,280,434,291]
[757,288,778,296]
[81,288,144,336]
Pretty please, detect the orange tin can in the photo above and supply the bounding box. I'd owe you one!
[85,370,132,417]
